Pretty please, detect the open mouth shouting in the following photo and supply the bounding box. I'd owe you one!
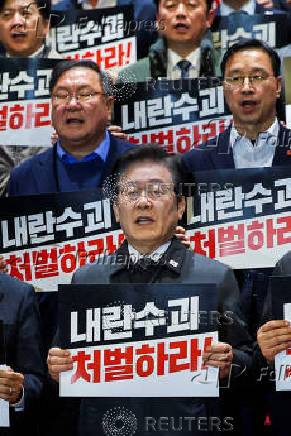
[135,216,154,225]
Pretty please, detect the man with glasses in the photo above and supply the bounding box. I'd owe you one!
[47,144,252,436]
[182,39,290,333]
[7,60,133,195]
[182,38,291,434]
[182,39,288,174]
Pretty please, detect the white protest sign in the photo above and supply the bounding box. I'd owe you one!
[275,303,291,391]
[0,365,9,427]
[60,332,219,398]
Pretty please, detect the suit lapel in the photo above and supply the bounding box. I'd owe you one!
[208,128,235,169]
[101,133,120,184]
[31,147,58,193]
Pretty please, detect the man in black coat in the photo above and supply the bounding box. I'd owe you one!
[47,145,252,436]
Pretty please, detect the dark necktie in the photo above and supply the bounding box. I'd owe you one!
[176,60,192,78]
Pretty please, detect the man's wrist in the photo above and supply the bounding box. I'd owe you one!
[10,388,24,409]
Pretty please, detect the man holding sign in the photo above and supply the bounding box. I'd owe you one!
[0,272,45,435]
[47,145,252,436]
[256,253,291,436]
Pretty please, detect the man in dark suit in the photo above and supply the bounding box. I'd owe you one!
[47,145,252,436]
[119,0,220,82]
[182,39,291,331]
[8,60,133,196]
[182,39,289,174]
[0,272,45,436]
[182,38,291,434]
[255,253,291,436]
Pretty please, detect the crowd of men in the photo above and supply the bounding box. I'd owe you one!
[1,0,291,435]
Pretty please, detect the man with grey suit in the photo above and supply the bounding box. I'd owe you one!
[47,145,252,436]
[0,272,45,436]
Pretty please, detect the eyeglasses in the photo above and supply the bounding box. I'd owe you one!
[119,183,175,202]
[52,91,105,104]
[223,74,276,89]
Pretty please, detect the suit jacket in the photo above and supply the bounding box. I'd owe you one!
[0,273,45,436]
[181,124,291,175]
[181,124,291,337]
[64,238,252,436]
[253,251,291,436]
[118,35,222,82]
[8,133,133,196]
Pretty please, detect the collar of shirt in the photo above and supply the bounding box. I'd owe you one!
[220,0,255,15]
[56,130,110,164]
[230,118,279,168]
[81,0,116,8]
[167,47,201,80]
[6,43,45,58]
[128,240,172,264]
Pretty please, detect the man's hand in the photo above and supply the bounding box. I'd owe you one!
[257,320,291,363]
[0,367,24,404]
[108,125,128,141]
[175,226,190,249]
[0,255,8,273]
[203,342,233,379]
[47,347,73,383]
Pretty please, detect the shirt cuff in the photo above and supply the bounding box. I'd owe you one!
[10,388,24,411]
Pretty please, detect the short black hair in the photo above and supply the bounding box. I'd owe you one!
[49,60,113,96]
[0,0,51,21]
[153,0,212,12]
[110,144,184,200]
[220,39,281,77]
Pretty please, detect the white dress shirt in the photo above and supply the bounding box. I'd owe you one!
[167,47,201,80]
[81,0,116,9]
[220,0,255,15]
[230,118,279,168]
[128,241,171,264]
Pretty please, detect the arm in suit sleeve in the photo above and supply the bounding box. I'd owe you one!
[217,266,253,383]
[7,167,19,196]
[14,285,45,409]
[254,251,291,376]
